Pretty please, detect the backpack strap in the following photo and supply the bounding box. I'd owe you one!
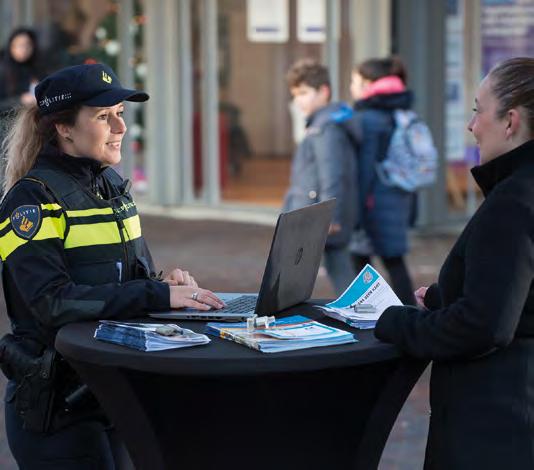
[376,109,397,163]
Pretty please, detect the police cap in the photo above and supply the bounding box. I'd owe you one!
[35,63,149,115]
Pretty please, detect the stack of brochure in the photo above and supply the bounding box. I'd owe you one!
[205,315,356,353]
[94,321,210,351]
[322,264,403,329]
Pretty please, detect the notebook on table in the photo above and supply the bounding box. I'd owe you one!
[149,199,335,321]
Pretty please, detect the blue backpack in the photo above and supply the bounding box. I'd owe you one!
[376,110,438,192]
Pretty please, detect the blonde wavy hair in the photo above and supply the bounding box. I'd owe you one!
[2,104,80,194]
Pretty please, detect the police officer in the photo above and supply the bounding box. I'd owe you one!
[0,63,224,468]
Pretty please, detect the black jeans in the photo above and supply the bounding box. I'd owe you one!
[5,382,132,470]
[353,255,416,305]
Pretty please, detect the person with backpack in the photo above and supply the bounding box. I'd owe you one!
[284,59,357,295]
[349,56,423,305]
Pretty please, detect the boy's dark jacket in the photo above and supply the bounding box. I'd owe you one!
[375,139,534,468]
[283,102,357,247]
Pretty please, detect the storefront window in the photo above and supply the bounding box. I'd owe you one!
[194,0,351,208]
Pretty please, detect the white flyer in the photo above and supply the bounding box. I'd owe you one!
[322,264,402,329]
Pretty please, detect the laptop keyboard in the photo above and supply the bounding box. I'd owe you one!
[219,295,257,314]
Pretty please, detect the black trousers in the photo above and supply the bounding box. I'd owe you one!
[5,382,132,470]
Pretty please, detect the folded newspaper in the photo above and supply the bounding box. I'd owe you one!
[94,321,210,351]
[322,264,402,329]
[205,315,356,353]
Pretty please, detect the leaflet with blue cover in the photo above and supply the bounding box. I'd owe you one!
[94,321,210,351]
[321,264,402,329]
[205,315,356,353]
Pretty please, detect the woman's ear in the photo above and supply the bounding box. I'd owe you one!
[55,123,73,142]
[504,108,527,139]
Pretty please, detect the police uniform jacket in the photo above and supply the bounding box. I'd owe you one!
[0,144,170,346]
[375,139,534,469]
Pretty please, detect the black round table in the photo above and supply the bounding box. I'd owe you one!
[55,302,426,470]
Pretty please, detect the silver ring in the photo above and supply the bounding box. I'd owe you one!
[191,292,199,301]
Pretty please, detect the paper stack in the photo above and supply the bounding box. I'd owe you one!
[94,321,210,351]
[322,264,402,329]
[205,315,356,353]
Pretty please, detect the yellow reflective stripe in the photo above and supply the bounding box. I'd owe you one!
[0,231,27,260]
[35,214,67,241]
[64,221,121,248]
[0,215,66,260]
[123,215,141,241]
[66,207,114,217]
[41,203,62,211]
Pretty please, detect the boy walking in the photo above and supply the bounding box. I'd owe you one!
[283,59,356,295]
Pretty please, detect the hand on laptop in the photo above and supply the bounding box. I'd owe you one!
[164,268,198,287]
[169,286,225,311]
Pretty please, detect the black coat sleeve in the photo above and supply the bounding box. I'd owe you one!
[0,180,170,331]
[424,283,441,310]
[375,196,534,360]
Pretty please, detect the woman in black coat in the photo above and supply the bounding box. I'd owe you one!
[0,28,45,193]
[375,57,534,469]
[0,28,43,116]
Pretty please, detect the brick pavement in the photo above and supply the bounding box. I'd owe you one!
[0,214,455,469]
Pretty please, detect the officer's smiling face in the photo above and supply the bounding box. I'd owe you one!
[61,103,127,166]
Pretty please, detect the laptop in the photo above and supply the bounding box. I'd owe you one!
[149,199,335,321]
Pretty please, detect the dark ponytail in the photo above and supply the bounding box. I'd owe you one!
[488,57,534,136]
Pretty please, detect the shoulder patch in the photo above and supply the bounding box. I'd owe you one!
[10,205,42,240]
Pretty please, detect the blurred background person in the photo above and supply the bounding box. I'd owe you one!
[284,59,357,296]
[0,27,43,117]
[0,27,45,193]
[349,56,415,305]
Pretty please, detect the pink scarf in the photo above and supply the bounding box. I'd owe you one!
[360,75,406,99]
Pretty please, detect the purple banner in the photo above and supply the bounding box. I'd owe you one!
[482,0,534,74]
